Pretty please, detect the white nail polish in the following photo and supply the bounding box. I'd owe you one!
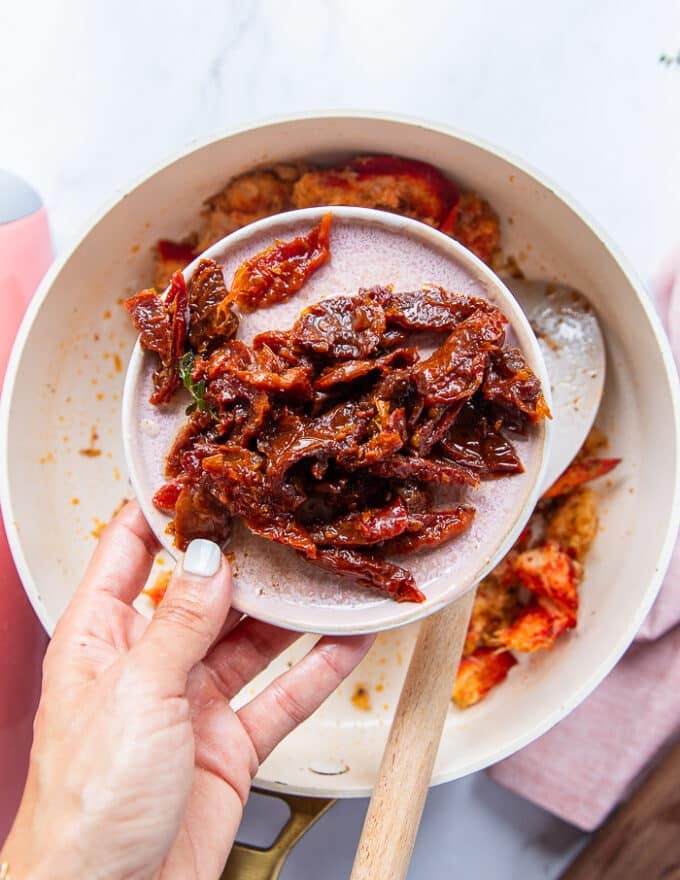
[183,539,221,577]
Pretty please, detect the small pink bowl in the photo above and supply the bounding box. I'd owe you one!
[123,206,551,634]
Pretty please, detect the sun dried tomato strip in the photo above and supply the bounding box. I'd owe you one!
[124,290,172,362]
[229,213,332,312]
[542,457,621,500]
[245,515,318,558]
[233,365,313,398]
[173,482,232,551]
[260,402,376,490]
[308,498,409,548]
[164,412,214,478]
[384,507,475,555]
[409,401,465,456]
[144,270,189,404]
[309,546,425,603]
[374,286,494,332]
[368,454,478,487]
[169,271,189,359]
[314,347,418,391]
[187,259,238,350]
[413,309,506,406]
[124,271,189,404]
[482,348,551,424]
[285,292,386,360]
[440,399,523,478]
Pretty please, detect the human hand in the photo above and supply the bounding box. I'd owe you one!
[1,502,373,879]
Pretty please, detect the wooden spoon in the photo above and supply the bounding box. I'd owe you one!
[350,281,605,880]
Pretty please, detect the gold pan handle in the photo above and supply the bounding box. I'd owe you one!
[221,788,336,880]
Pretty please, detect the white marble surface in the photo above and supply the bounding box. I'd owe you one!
[2,0,679,876]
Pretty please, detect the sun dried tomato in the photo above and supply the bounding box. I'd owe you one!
[129,221,548,602]
[230,213,332,311]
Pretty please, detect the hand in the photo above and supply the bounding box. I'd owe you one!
[2,502,373,879]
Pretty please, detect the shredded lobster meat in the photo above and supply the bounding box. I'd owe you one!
[545,487,598,561]
[453,648,518,708]
[291,155,460,229]
[152,155,501,289]
[495,602,574,654]
[127,217,548,603]
[453,445,621,708]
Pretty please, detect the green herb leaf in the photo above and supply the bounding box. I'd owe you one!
[178,351,214,418]
[179,351,195,390]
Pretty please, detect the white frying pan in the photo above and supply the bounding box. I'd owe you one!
[2,116,679,821]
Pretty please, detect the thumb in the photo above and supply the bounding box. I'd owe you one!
[133,539,232,694]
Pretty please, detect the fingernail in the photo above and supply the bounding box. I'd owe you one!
[183,539,222,577]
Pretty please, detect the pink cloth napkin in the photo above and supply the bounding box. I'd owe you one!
[488,252,680,832]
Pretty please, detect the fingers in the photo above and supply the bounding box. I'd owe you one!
[213,608,246,646]
[237,634,374,763]
[76,500,160,606]
[204,618,302,700]
[132,539,233,694]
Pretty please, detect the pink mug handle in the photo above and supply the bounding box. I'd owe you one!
[0,173,52,843]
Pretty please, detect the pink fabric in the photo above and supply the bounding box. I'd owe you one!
[0,208,51,382]
[0,206,52,843]
[488,254,680,831]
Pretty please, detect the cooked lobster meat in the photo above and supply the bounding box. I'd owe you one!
[153,155,501,289]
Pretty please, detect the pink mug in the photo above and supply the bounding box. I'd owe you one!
[0,171,53,843]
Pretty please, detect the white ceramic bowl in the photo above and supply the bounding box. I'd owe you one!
[123,206,550,634]
[2,114,679,795]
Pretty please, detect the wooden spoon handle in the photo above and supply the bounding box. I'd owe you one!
[350,590,475,880]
